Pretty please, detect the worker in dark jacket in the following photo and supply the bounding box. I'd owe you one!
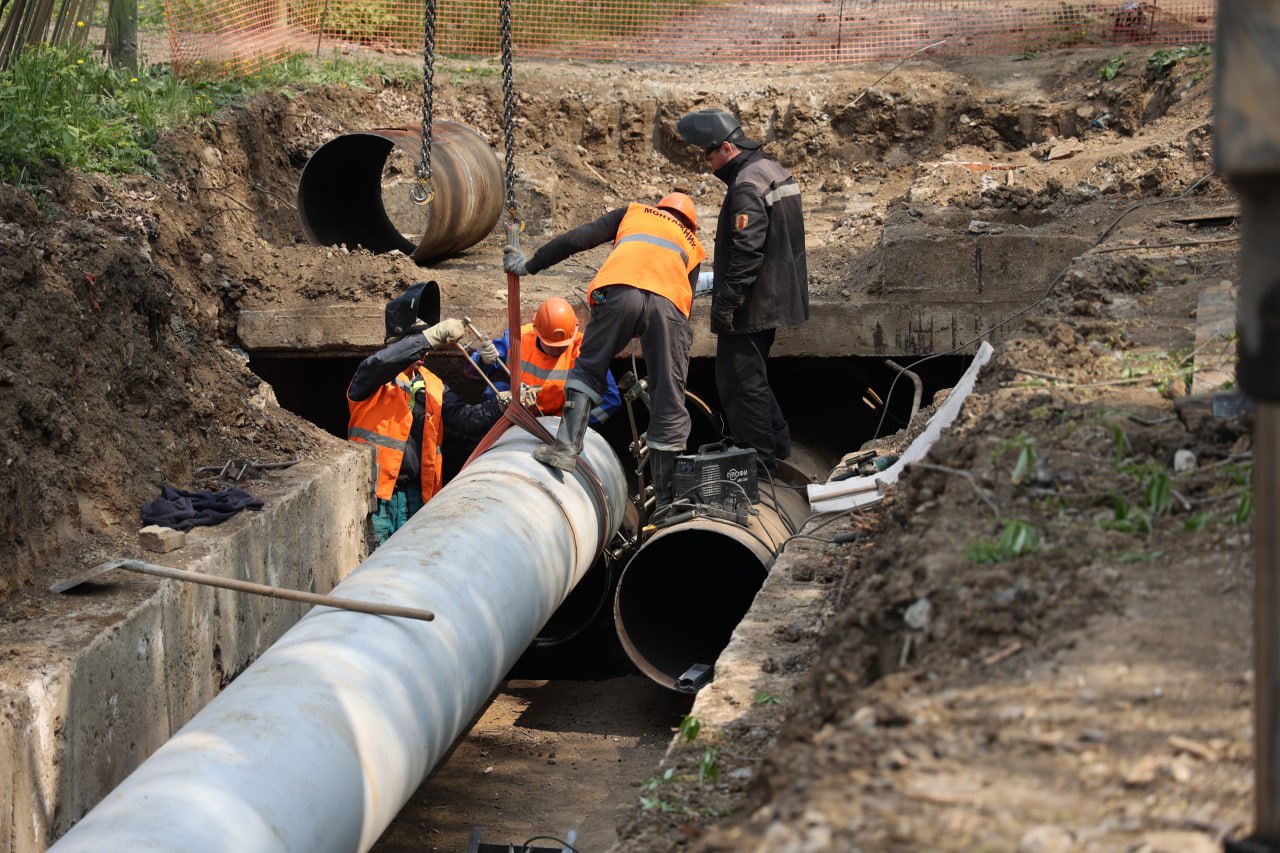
[676,108,809,473]
[504,193,706,510]
[347,281,507,545]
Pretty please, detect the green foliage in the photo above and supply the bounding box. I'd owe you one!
[1234,489,1254,526]
[641,767,676,790]
[639,794,675,812]
[754,692,784,706]
[1147,44,1212,79]
[1017,2,1101,53]
[678,714,701,743]
[0,45,418,185]
[1111,423,1132,467]
[137,0,168,31]
[1182,512,1214,533]
[1100,493,1152,534]
[1010,437,1036,485]
[321,0,404,45]
[1100,55,1125,81]
[1119,459,1173,518]
[1014,51,1038,61]
[965,520,1041,564]
[696,746,720,786]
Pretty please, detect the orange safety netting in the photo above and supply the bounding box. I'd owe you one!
[164,0,1215,77]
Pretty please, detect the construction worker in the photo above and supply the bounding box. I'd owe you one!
[504,193,706,509]
[347,281,509,545]
[468,297,622,427]
[676,108,809,474]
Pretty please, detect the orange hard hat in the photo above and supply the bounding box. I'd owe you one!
[657,192,697,232]
[533,297,578,347]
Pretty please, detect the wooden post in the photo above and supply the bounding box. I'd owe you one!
[105,0,136,71]
[1216,1,1280,845]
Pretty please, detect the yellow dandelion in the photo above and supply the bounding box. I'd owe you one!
[76,19,85,27]
[130,77,138,83]
[77,58,85,65]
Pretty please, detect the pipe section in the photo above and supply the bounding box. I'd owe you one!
[297,123,503,263]
[48,422,626,853]
[615,482,810,692]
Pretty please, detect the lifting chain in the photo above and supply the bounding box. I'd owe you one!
[411,0,437,206]
[499,0,521,228]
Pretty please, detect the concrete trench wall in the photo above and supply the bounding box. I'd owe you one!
[0,444,372,853]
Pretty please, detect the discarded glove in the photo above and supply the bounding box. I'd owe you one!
[503,246,529,276]
[710,311,734,335]
[478,339,500,365]
[424,317,465,348]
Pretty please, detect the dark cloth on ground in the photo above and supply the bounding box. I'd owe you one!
[141,485,263,531]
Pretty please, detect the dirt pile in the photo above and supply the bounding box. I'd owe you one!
[0,40,1253,852]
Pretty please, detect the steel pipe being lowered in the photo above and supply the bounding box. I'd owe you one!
[297,122,503,263]
[49,422,626,853]
[615,480,812,692]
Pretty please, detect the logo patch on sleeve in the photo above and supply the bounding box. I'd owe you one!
[734,213,749,230]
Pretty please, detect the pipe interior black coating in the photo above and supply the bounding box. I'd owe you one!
[616,528,768,689]
[297,134,415,256]
[535,556,615,647]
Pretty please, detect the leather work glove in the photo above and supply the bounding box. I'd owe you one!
[423,317,465,349]
[495,390,513,410]
[710,311,734,336]
[503,246,529,276]
[520,384,542,409]
[478,338,500,365]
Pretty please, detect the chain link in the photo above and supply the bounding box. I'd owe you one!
[412,0,437,206]
[499,0,520,225]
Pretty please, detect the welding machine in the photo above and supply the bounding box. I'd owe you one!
[671,442,758,508]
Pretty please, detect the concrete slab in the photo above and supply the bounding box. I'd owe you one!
[0,445,372,853]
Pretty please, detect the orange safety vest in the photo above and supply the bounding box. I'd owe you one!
[589,203,707,318]
[347,366,445,502]
[516,323,582,415]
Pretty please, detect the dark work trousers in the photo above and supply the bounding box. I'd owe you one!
[715,328,790,472]
[566,285,692,452]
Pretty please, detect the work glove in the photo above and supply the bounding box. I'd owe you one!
[710,311,734,336]
[477,338,500,365]
[503,246,529,276]
[423,317,465,349]
[519,384,542,409]
[495,390,513,411]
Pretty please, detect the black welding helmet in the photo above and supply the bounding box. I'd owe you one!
[384,280,441,343]
[676,109,762,150]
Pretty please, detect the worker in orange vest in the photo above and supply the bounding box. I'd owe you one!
[504,193,706,510]
[347,281,509,545]
[467,297,621,428]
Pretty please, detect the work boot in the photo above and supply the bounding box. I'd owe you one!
[648,448,679,511]
[534,390,592,472]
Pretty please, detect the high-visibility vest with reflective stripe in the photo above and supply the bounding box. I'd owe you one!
[347,366,444,502]
[516,323,582,415]
[589,203,707,318]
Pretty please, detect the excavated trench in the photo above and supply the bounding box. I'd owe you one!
[248,349,969,852]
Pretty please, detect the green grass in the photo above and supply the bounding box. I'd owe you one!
[0,44,419,185]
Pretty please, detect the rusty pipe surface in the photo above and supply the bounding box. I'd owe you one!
[48,421,626,853]
[297,123,503,263]
[615,475,811,692]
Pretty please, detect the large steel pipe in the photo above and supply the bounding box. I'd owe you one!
[615,483,810,692]
[297,123,503,263]
[48,422,626,853]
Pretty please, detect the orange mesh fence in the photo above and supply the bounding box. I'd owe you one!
[164,0,1216,77]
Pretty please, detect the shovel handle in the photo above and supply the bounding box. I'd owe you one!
[109,560,435,622]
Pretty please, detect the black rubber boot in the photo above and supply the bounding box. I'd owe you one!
[534,390,592,472]
[648,448,679,511]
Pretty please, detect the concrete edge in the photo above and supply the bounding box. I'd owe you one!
[1,443,372,853]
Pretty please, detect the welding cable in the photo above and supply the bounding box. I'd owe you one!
[868,171,1217,440]
[521,836,580,853]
